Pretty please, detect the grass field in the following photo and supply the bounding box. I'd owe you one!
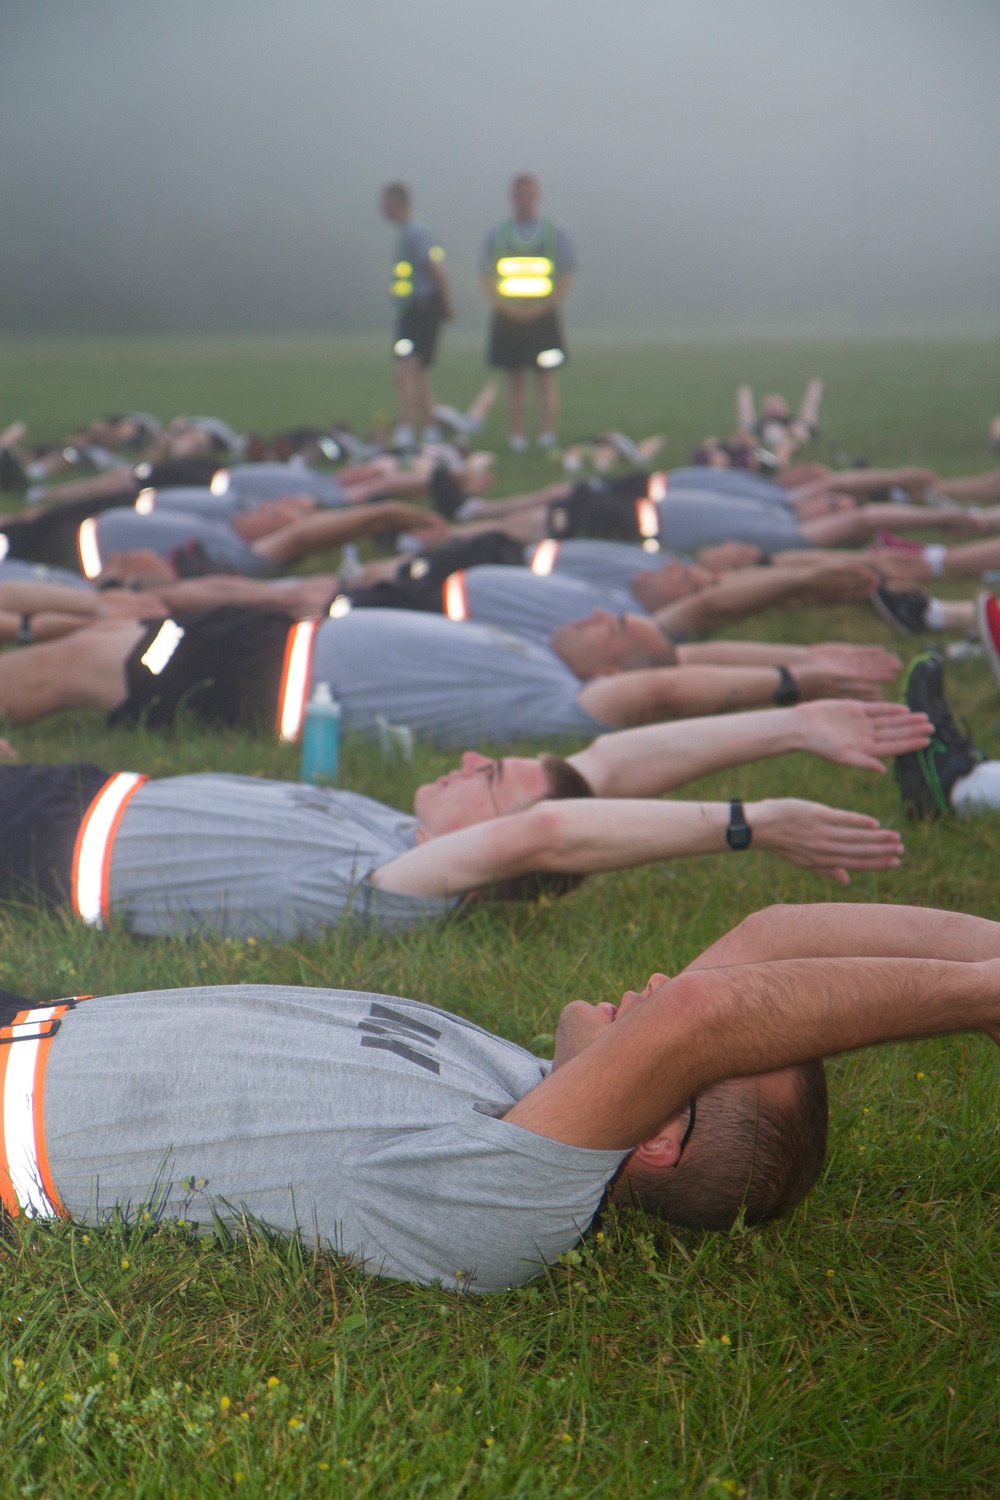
[2,335,1000,1497]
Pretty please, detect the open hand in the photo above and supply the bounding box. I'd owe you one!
[797,699,932,773]
[749,797,904,885]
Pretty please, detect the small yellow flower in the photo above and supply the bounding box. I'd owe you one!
[595,1231,605,1242]
[12,1358,24,1369]
[220,1396,231,1412]
[863,1107,870,1115]
[107,1351,119,1368]
[484,1437,494,1448]
[288,1417,301,1429]
[267,1376,280,1388]
[826,1269,835,1278]
[120,1258,130,1270]
[240,1411,250,1422]
[247,936,257,945]
[81,1234,89,1243]
[63,1392,74,1402]
[319,1462,329,1470]
[720,1334,731,1346]
[858,1145,866,1153]
[234,1473,244,1484]
[453,1385,463,1394]
[916,1072,925,1081]
[142,1212,151,1222]
[558,1432,573,1444]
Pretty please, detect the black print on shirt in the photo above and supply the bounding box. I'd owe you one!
[358,1002,442,1075]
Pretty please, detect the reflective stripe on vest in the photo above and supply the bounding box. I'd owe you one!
[0,1004,73,1220]
[442,570,469,622]
[77,517,102,579]
[494,218,557,299]
[71,772,149,929]
[276,617,321,743]
[530,539,560,576]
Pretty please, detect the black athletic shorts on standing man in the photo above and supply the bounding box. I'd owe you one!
[488,309,567,371]
[108,605,295,732]
[395,293,447,368]
[0,762,109,907]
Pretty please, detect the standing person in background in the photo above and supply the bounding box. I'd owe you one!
[380,183,455,451]
[481,174,577,453]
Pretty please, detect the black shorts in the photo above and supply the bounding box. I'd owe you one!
[545,474,651,542]
[0,762,109,908]
[132,457,221,488]
[108,605,294,732]
[347,531,527,613]
[394,294,446,367]
[0,493,134,573]
[488,310,567,371]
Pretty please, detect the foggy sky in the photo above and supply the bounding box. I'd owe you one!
[2,0,999,336]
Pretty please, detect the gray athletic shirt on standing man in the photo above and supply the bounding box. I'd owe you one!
[107,774,458,938]
[308,610,604,747]
[44,984,626,1289]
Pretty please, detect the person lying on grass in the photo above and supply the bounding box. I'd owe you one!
[4,901,998,1291]
[0,579,902,744]
[0,699,925,938]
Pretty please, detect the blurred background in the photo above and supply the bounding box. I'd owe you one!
[2,0,999,338]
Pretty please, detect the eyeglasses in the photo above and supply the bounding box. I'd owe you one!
[676,1096,697,1164]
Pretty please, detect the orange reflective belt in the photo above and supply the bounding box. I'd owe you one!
[635,498,661,551]
[0,1003,74,1220]
[71,773,148,929]
[530,539,560,576]
[276,617,321,743]
[442,571,469,622]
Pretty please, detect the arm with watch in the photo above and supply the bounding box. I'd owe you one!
[371,793,904,897]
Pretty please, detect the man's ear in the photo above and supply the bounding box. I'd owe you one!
[630,1113,690,1170]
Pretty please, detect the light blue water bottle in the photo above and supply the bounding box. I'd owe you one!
[299,681,341,785]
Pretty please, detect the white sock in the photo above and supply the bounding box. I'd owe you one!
[509,434,528,453]
[923,544,947,577]
[538,432,557,450]
[924,597,948,630]
[950,759,1000,816]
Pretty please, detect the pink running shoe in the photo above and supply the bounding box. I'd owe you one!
[976,591,1000,686]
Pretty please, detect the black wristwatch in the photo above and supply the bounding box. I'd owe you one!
[773,665,800,707]
[725,798,753,850]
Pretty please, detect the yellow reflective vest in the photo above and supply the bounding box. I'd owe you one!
[493,217,557,300]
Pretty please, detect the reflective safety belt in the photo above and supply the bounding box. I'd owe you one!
[530,539,561,576]
[71,772,149,929]
[391,259,414,300]
[442,570,469,622]
[77,517,103,579]
[495,256,554,299]
[0,1001,78,1220]
[647,471,668,503]
[635,474,666,554]
[276,617,321,743]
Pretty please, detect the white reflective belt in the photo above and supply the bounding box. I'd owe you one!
[77,517,103,579]
[635,497,661,554]
[139,619,186,676]
[442,571,469,621]
[71,772,148,929]
[0,535,8,562]
[0,1004,70,1220]
[276,617,321,743]
[647,471,668,503]
[134,488,156,515]
[210,469,230,497]
[530,539,560,576]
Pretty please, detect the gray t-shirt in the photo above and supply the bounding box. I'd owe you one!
[219,464,346,509]
[95,507,278,577]
[45,984,624,1290]
[107,774,456,938]
[656,490,807,553]
[668,467,792,504]
[526,538,685,592]
[461,566,636,647]
[396,219,442,300]
[0,558,95,589]
[309,609,603,747]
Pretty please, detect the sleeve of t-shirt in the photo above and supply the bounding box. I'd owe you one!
[554,225,578,275]
[342,1106,625,1291]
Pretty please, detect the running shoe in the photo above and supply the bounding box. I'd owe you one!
[976,591,1000,687]
[894,652,981,819]
[871,584,930,637]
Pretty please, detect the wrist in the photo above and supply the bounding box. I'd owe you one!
[773,665,800,706]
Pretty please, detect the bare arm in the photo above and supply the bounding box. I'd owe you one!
[251,500,448,565]
[370,796,902,898]
[0,581,102,617]
[674,640,900,679]
[567,700,931,797]
[503,955,1000,1149]
[683,902,1000,972]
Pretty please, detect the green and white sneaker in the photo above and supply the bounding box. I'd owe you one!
[894,652,981,819]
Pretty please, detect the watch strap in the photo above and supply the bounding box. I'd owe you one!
[725,797,753,850]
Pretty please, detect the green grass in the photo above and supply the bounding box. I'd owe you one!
[2,335,1000,1497]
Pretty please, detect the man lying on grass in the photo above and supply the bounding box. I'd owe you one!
[3,902,998,1291]
[0,700,925,938]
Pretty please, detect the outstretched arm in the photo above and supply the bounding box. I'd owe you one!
[251,500,448,565]
[503,953,1000,1149]
[567,700,931,797]
[370,796,903,897]
[683,902,1000,972]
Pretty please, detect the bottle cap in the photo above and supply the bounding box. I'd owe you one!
[312,681,333,705]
